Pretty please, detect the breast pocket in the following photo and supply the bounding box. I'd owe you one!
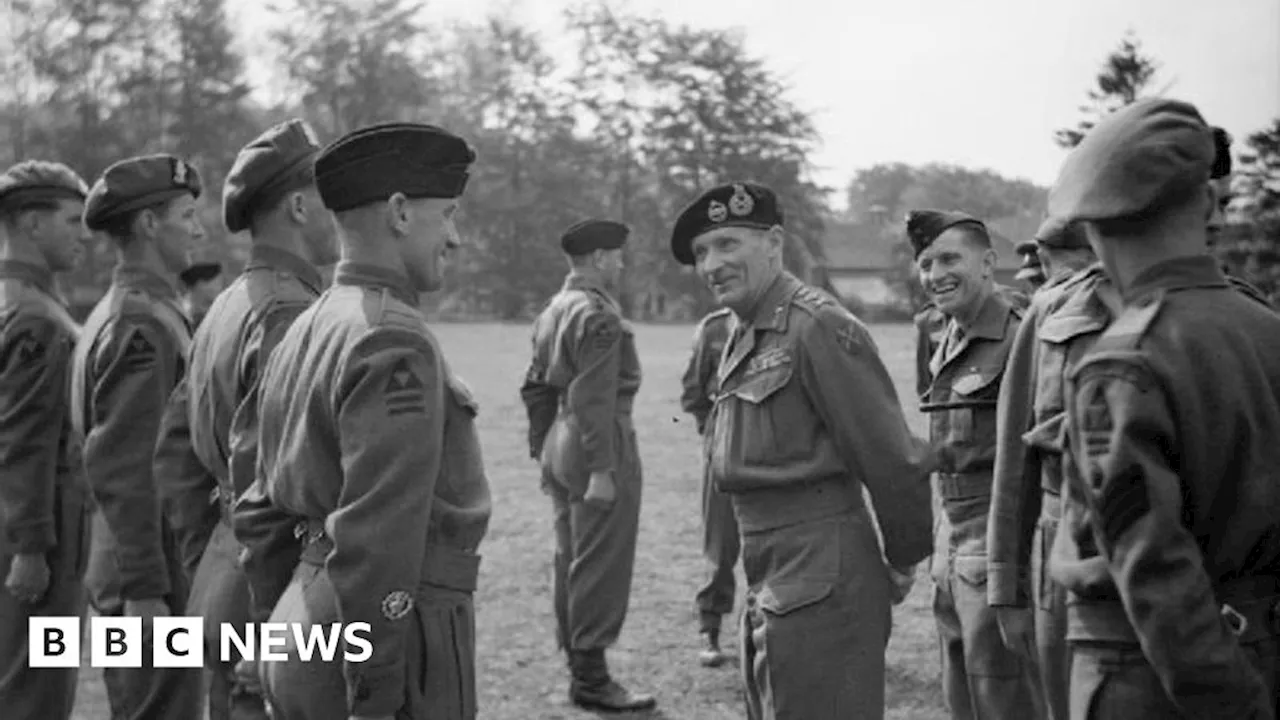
[946,366,1002,447]
[726,363,794,463]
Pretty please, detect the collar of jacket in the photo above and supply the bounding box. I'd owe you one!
[0,259,55,294]
[245,244,324,294]
[332,261,418,307]
[114,263,180,300]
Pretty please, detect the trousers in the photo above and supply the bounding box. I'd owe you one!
[84,509,203,720]
[695,468,739,633]
[1032,505,1069,720]
[544,416,643,652]
[261,559,478,720]
[0,480,90,720]
[187,519,270,720]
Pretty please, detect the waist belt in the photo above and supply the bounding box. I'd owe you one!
[934,472,991,501]
[297,521,481,594]
[731,478,862,533]
[1070,576,1280,645]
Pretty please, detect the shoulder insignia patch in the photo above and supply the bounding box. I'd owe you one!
[587,316,621,352]
[384,357,426,416]
[380,590,414,621]
[836,322,867,356]
[121,328,158,373]
[1079,382,1114,467]
[1095,463,1151,548]
[12,328,46,364]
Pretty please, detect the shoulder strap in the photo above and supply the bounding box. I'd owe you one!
[1089,290,1164,355]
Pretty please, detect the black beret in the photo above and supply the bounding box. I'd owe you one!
[1014,240,1038,257]
[1048,98,1213,224]
[561,219,629,256]
[904,210,986,258]
[1211,126,1232,180]
[84,155,203,232]
[314,122,476,212]
[670,182,782,265]
[179,261,222,288]
[0,160,89,211]
[223,119,323,233]
[1033,216,1090,250]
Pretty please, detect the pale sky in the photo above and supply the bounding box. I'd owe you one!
[229,0,1280,207]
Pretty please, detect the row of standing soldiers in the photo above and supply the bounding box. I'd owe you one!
[675,98,1280,719]
[0,97,1278,720]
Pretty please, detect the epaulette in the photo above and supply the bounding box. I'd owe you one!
[790,285,838,313]
[1089,290,1164,355]
[1227,275,1274,310]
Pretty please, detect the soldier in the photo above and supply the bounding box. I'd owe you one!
[1047,98,1280,719]
[671,181,933,719]
[233,122,491,720]
[987,217,1098,720]
[678,306,736,667]
[908,208,1040,720]
[72,154,206,719]
[0,161,92,720]
[519,219,655,712]
[177,260,222,328]
[157,119,333,720]
[1014,240,1047,292]
[914,281,1029,399]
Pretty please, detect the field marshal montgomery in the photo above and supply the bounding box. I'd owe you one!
[670,181,935,719]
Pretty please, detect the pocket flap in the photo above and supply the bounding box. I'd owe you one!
[757,580,834,616]
[1039,303,1106,344]
[950,367,1001,397]
[730,363,793,405]
[1022,413,1066,453]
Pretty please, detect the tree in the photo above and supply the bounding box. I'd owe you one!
[1236,118,1280,223]
[1054,31,1160,148]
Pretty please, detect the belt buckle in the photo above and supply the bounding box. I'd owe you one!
[1221,603,1249,638]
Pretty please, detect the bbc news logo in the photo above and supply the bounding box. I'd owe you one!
[29,617,373,668]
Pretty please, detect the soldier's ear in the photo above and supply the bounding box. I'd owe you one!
[386,192,411,237]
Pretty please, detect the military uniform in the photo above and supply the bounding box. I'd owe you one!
[1047,98,1280,719]
[988,220,1107,720]
[157,120,325,720]
[679,307,737,662]
[671,183,934,720]
[234,123,490,720]
[72,155,205,720]
[520,218,654,711]
[915,285,1029,400]
[908,209,1040,719]
[0,160,92,720]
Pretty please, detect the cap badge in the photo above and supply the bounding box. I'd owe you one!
[728,184,754,217]
[707,199,728,223]
[173,159,188,186]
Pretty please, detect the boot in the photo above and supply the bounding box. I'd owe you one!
[697,628,727,668]
[568,649,657,713]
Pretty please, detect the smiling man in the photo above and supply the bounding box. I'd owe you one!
[672,182,933,719]
[72,154,207,720]
[234,122,492,720]
[909,209,1040,720]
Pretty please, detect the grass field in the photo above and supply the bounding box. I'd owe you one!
[71,321,946,720]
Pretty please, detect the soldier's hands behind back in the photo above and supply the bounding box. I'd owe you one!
[4,552,50,604]
[995,606,1035,659]
[584,470,617,509]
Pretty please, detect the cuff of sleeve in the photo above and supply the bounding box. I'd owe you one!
[346,662,405,717]
[7,522,56,554]
[987,563,1029,607]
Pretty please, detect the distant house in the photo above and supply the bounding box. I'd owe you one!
[822,213,1041,307]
